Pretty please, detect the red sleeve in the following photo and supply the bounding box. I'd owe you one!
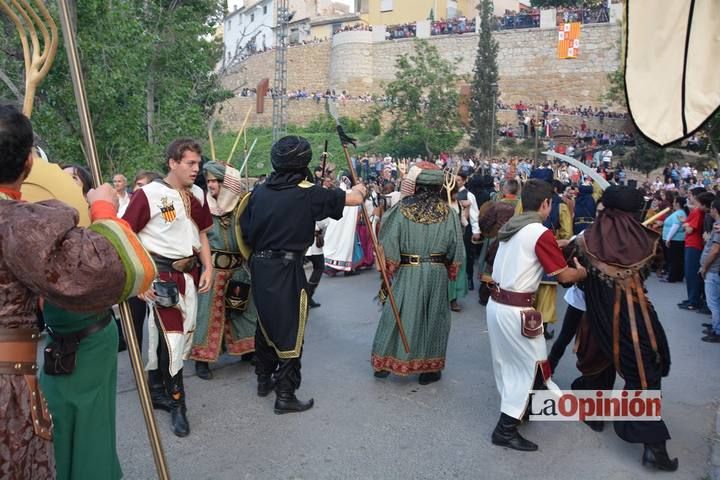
[121,189,151,233]
[192,191,213,232]
[687,209,702,230]
[535,229,567,276]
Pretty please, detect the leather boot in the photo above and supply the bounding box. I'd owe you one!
[169,371,190,437]
[307,282,321,308]
[642,442,678,471]
[418,371,442,385]
[491,413,538,451]
[274,390,314,415]
[148,369,172,412]
[257,374,276,397]
[195,361,213,380]
[274,359,313,414]
[467,276,475,291]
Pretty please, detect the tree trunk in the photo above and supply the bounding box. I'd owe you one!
[146,74,154,144]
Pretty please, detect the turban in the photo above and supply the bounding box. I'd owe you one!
[203,161,226,182]
[600,185,645,213]
[415,161,445,186]
[271,135,312,172]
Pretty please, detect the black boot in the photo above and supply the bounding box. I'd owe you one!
[418,371,442,385]
[257,374,276,397]
[148,369,172,412]
[195,361,213,380]
[467,276,475,291]
[169,371,190,437]
[491,413,538,451]
[642,443,678,471]
[274,390,314,414]
[307,282,321,308]
[273,359,313,414]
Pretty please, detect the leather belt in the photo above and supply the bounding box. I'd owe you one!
[0,327,52,439]
[400,253,447,266]
[489,284,536,308]
[211,250,243,270]
[254,250,303,261]
[151,254,197,274]
[0,327,41,375]
[46,314,112,345]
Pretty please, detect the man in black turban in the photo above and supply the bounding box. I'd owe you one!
[561,185,677,471]
[240,136,367,414]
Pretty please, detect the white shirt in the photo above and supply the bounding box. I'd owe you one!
[117,191,130,217]
[460,187,480,235]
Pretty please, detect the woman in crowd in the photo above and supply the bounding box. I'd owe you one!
[661,195,688,283]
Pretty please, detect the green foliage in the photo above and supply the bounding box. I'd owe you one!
[212,123,367,177]
[0,0,230,180]
[469,0,499,154]
[379,39,463,159]
[364,115,382,137]
[626,136,668,175]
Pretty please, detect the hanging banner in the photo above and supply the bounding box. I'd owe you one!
[557,22,581,59]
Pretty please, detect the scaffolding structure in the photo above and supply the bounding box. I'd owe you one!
[272,0,289,142]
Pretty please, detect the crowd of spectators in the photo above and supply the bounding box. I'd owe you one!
[499,100,629,119]
[431,17,476,35]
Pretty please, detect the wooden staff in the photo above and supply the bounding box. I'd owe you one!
[56,2,170,478]
[327,102,410,353]
[226,106,252,164]
[642,207,670,227]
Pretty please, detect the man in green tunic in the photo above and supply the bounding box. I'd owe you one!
[371,161,465,385]
[191,161,258,379]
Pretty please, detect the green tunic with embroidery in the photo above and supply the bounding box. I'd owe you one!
[191,208,258,361]
[371,192,465,375]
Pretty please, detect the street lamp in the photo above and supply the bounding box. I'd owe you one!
[490,82,497,159]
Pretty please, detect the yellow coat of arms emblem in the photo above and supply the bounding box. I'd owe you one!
[159,196,177,223]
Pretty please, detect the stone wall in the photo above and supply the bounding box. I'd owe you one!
[216,97,376,128]
[219,23,625,130]
[215,96,630,133]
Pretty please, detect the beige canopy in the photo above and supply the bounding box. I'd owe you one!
[625,0,720,145]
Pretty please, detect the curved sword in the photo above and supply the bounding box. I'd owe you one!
[542,150,610,190]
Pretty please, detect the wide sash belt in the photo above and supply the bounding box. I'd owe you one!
[399,253,447,266]
[489,284,536,308]
[211,250,244,270]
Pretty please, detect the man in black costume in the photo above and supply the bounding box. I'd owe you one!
[567,185,678,471]
[241,136,367,414]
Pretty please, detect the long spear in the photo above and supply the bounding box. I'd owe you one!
[56,2,170,479]
[327,101,410,353]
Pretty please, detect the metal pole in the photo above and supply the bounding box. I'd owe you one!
[57,2,170,479]
[534,105,539,167]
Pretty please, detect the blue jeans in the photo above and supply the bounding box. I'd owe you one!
[685,247,702,307]
[706,272,720,334]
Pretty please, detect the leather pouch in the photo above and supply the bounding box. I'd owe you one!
[43,339,78,375]
[225,280,250,312]
[154,280,180,308]
[521,309,544,338]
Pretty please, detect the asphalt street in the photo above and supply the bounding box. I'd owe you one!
[115,270,720,479]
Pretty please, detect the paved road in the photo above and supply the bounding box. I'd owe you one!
[116,270,720,479]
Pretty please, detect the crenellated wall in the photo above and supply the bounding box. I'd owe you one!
[218,22,625,130]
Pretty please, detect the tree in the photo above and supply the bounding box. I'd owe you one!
[468,0,499,155]
[1,0,231,178]
[626,136,667,177]
[380,39,463,159]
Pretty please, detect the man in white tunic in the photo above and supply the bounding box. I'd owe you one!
[487,179,586,451]
[123,138,213,437]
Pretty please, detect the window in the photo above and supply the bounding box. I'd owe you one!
[251,13,255,22]
[263,5,268,14]
[380,0,393,12]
